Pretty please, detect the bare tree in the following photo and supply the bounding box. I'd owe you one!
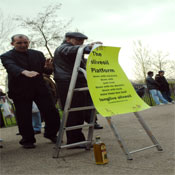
[170,60,175,80]
[132,41,175,82]
[0,9,15,52]
[0,9,15,91]
[151,50,169,71]
[132,40,152,82]
[164,59,175,80]
[15,3,72,58]
[151,51,175,80]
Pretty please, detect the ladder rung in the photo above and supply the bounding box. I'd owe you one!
[129,145,158,154]
[65,123,94,131]
[68,106,95,112]
[74,87,89,92]
[60,141,92,149]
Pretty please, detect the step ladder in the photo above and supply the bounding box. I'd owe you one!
[53,45,96,158]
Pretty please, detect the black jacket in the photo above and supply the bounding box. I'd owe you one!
[146,76,160,90]
[0,49,50,99]
[155,74,170,92]
[53,41,90,81]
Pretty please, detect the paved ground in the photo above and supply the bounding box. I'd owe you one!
[0,104,175,175]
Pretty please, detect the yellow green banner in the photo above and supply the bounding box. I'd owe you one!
[86,46,150,117]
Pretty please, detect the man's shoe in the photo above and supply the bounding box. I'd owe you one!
[34,131,41,135]
[19,138,36,145]
[94,123,103,129]
[23,143,36,149]
[44,136,57,143]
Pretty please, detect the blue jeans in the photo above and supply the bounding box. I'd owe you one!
[32,112,41,132]
[149,89,168,105]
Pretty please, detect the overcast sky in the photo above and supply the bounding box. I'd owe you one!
[1,0,175,79]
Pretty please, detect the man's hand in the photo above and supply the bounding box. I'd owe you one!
[84,41,103,53]
[44,58,53,70]
[21,70,39,77]
[89,41,103,48]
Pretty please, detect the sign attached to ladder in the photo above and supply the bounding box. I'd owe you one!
[53,45,162,160]
[86,46,150,117]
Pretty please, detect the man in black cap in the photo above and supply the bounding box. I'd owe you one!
[53,32,102,148]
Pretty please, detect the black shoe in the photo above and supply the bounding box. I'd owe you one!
[34,131,41,135]
[19,138,36,145]
[44,136,57,143]
[16,133,21,135]
[94,123,103,129]
[23,143,36,149]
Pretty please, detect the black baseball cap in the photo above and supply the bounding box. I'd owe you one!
[65,32,88,39]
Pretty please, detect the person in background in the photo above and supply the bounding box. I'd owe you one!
[0,34,60,149]
[146,71,170,105]
[155,70,174,103]
[0,88,6,128]
[32,102,42,134]
[0,88,5,148]
[0,88,6,97]
[53,32,103,148]
[43,72,58,106]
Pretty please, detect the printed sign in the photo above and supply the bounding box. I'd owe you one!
[86,46,150,117]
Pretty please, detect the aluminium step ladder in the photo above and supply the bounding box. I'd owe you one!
[53,45,96,158]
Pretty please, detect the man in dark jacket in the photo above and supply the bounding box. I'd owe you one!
[146,71,169,105]
[53,32,102,147]
[155,70,174,103]
[0,34,60,148]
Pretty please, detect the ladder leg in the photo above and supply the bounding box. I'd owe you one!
[53,126,64,158]
[86,109,96,150]
[106,117,133,160]
[134,112,163,151]
[53,111,69,158]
